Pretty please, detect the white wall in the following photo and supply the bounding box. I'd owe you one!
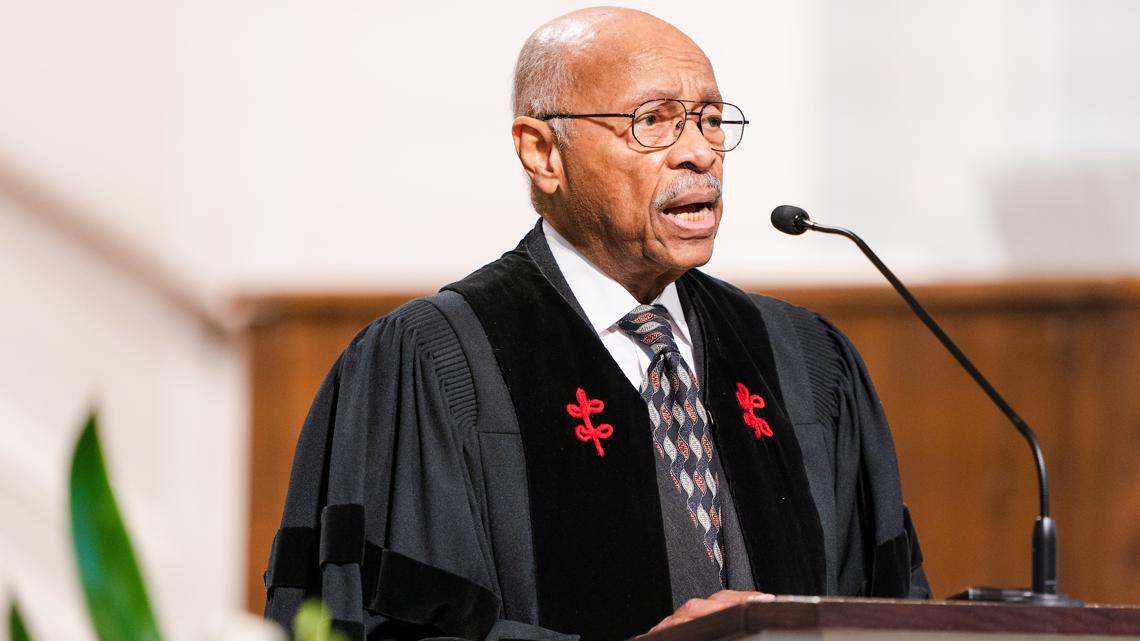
[0,205,245,640]
[2,1,1139,639]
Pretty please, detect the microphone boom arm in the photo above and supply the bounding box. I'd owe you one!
[804,219,1050,520]
[789,213,1061,598]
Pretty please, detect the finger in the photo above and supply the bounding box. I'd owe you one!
[676,598,736,619]
[648,615,677,633]
[652,592,764,634]
[705,590,753,604]
[709,589,776,603]
[656,614,697,631]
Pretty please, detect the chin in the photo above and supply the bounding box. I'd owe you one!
[661,241,716,272]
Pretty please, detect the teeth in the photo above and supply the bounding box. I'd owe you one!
[679,210,707,222]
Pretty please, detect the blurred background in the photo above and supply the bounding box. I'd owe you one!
[2,1,1138,639]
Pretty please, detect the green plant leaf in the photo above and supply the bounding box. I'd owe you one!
[9,599,34,641]
[69,411,163,641]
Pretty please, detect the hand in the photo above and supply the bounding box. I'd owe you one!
[647,590,775,633]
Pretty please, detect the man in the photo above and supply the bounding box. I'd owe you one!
[264,8,929,641]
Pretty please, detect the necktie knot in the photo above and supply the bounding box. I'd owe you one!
[618,304,679,356]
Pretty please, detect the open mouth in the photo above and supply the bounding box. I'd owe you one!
[662,201,715,222]
[660,197,717,231]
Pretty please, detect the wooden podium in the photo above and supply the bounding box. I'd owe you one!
[641,597,1140,641]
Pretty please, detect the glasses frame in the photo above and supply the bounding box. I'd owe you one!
[539,98,749,152]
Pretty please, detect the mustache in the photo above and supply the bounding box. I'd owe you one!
[652,172,723,211]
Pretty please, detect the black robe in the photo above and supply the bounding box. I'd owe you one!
[264,224,930,641]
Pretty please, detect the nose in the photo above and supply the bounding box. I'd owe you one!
[665,113,718,172]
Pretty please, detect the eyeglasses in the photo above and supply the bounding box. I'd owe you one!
[540,98,748,152]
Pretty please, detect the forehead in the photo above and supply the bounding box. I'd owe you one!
[569,28,722,109]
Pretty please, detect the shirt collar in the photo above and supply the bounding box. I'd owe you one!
[542,220,690,343]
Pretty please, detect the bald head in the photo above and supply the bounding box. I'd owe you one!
[512,7,711,122]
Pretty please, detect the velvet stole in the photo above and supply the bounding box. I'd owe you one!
[448,252,824,641]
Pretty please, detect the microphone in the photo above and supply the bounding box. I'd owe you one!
[770,204,1080,606]
[771,204,811,235]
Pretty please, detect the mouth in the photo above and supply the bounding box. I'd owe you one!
[663,202,714,222]
[659,193,718,230]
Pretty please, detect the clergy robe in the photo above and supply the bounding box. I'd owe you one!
[264,223,930,641]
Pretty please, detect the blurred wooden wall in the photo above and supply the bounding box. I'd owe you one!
[241,279,1140,612]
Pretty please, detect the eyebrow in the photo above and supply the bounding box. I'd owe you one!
[624,88,725,109]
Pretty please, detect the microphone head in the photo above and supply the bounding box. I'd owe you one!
[771,205,811,235]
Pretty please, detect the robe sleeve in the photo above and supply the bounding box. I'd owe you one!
[784,304,932,599]
[263,299,578,641]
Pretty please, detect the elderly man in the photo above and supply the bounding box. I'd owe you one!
[264,7,929,641]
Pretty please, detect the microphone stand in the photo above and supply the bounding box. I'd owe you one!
[778,207,1080,605]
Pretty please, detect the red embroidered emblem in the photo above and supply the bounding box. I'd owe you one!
[566,387,614,457]
[735,382,773,439]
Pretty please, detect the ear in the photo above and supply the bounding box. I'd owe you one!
[512,116,565,195]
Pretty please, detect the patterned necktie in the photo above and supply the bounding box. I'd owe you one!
[618,304,724,573]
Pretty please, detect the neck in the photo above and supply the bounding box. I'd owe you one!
[576,241,682,303]
[541,215,683,303]
[619,273,679,304]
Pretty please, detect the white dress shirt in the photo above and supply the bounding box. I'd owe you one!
[542,220,698,390]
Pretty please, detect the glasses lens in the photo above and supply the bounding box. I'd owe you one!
[702,102,745,151]
[632,99,686,148]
